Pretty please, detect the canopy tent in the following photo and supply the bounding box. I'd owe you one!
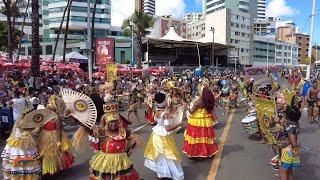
[143,27,230,67]
[57,51,88,63]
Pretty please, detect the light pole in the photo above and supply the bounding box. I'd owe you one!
[210,27,215,69]
[130,21,134,66]
[307,0,317,80]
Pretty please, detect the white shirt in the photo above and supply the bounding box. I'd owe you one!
[12,97,26,121]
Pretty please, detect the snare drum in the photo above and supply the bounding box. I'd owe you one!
[241,116,259,134]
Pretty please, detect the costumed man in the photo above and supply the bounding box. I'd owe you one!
[127,87,142,125]
[183,80,219,158]
[1,108,46,180]
[89,93,141,180]
[38,95,74,175]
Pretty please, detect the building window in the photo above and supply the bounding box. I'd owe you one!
[46,45,52,55]
[120,51,126,62]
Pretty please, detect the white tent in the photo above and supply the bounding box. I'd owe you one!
[57,51,88,62]
[160,27,188,41]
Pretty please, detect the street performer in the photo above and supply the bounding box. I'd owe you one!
[183,80,219,158]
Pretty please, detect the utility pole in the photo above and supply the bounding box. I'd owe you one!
[307,0,316,80]
[87,0,93,82]
[267,40,269,72]
[210,27,215,68]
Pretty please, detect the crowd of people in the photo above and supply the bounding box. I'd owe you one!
[0,67,319,180]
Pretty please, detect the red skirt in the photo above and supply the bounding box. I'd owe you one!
[145,106,156,125]
[183,142,218,158]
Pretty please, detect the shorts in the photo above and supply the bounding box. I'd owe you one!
[307,100,316,107]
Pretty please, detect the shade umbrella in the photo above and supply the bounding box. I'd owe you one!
[40,65,53,72]
[93,71,105,78]
[2,62,15,68]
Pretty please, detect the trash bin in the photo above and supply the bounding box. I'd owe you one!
[1,107,14,134]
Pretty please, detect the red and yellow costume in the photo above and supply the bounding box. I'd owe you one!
[90,128,139,180]
[183,108,218,157]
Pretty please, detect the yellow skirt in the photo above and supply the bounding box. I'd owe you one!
[38,130,72,175]
[144,132,181,161]
[90,151,133,174]
[188,108,214,128]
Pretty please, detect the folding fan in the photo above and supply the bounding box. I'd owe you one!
[60,88,97,129]
[18,109,58,129]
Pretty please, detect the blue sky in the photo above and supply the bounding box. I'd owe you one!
[183,0,320,45]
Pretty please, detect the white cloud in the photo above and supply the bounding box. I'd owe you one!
[266,0,298,17]
[111,0,134,27]
[156,0,186,18]
[111,0,187,27]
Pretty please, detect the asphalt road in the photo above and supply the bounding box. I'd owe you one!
[1,83,320,180]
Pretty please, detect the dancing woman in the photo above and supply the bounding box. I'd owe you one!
[144,92,184,180]
[183,85,218,158]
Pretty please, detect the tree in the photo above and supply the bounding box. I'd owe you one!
[30,0,40,89]
[0,22,23,52]
[122,11,154,69]
[1,0,22,62]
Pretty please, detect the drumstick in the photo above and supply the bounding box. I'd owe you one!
[132,123,149,133]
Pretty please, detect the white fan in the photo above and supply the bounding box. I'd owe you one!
[18,109,58,129]
[60,88,97,129]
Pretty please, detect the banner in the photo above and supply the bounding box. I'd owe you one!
[253,94,281,145]
[106,64,118,82]
[95,38,115,65]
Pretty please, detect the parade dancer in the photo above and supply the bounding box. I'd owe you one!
[1,109,42,180]
[127,87,142,125]
[89,102,141,180]
[145,78,157,125]
[279,96,301,180]
[144,92,184,180]
[167,81,185,133]
[306,81,319,124]
[183,83,218,158]
[38,95,74,175]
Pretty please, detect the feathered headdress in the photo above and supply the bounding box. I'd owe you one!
[283,89,295,106]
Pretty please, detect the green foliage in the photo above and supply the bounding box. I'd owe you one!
[121,11,154,37]
[0,22,24,52]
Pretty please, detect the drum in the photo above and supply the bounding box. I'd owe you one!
[241,116,259,134]
[249,108,256,114]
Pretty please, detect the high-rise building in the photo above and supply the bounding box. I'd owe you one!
[204,0,257,65]
[143,0,155,16]
[256,0,266,19]
[135,0,143,12]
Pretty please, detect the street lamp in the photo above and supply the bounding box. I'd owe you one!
[129,21,134,66]
[210,27,215,70]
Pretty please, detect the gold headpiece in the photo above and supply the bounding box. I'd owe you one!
[167,80,176,89]
[102,102,120,123]
[283,89,295,106]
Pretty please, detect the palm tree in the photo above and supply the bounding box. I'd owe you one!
[122,11,154,69]
[30,0,40,88]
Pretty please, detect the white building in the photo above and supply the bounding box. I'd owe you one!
[186,18,206,40]
[143,0,155,16]
[0,0,43,43]
[204,0,256,65]
[275,41,299,66]
[256,0,266,19]
[183,13,204,24]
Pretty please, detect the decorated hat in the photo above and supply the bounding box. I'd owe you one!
[17,109,58,129]
[102,102,120,123]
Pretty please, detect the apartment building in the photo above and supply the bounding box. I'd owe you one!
[252,35,275,66]
[184,13,204,24]
[186,18,206,39]
[204,0,257,65]
[275,41,299,65]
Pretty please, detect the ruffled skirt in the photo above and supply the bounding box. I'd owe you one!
[183,108,218,158]
[1,137,41,180]
[280,147,301,169]
[90,151,139,180]
[144,132,183,180]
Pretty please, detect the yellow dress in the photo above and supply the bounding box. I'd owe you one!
[144,112,184,180]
